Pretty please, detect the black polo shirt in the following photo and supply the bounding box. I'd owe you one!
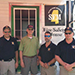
[0,36,18,60]
[55,39,75,65]
[38,42,56,66]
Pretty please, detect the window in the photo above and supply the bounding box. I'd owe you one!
[14,8,37,40]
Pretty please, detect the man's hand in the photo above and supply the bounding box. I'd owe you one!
[64,63,73,71]
[40,61,45,67]
[37,59,39,66]
[20,61,25,68]
[15,62,18,69]
[44,63,49,69]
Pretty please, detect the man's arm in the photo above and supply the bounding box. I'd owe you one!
[48,58,56,66]
[44,58,56,69]
[20,51,25,68]
[15,51,18,68]
[37,49,39,55]
[38,56,45,67]
[38,56,41,61]
[55,55,73,71]
[55,55,66,66]
[70,62,75,68]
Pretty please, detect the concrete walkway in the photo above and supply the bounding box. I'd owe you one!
[16,70,59,75]
[16,72,41,75]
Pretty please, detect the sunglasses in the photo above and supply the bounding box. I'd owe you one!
[65,32,72,35]
[45,35,50,37]
[28,28,33,30]
[4,31,10,33]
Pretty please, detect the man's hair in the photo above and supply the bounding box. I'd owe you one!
[45,31,52,36]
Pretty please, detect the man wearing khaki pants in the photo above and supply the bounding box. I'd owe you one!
[55,27,75,75]
[0,26,18,75]
[38,31,56,75]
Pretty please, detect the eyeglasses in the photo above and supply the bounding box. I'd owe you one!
[4,31,10,33]
[45,35,50,37]
[65,32,72,35]
[28,28,33,30]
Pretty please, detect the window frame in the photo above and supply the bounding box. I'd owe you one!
[11,6,39,41]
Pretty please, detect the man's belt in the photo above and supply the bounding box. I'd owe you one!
[0,59,13,61]
[23,55,37,58]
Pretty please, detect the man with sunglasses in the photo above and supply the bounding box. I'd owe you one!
[19,25,39,75]
[0,26,19,75]
[55,27,75,75]
[38,31,56,75]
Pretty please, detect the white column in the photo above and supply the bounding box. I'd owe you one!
[69,0,71,27]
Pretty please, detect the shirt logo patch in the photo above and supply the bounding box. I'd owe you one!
[72,45,75,49]
[48,48,50,51]
[12,42,14,45]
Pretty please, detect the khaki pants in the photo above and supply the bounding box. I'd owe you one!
[60,66,75,75]
[0,59,15,75]
[41,65,56,75]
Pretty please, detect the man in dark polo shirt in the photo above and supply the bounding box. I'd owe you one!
[55,27,75,75]
[38,31,56,75]
[0,26,18,75]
